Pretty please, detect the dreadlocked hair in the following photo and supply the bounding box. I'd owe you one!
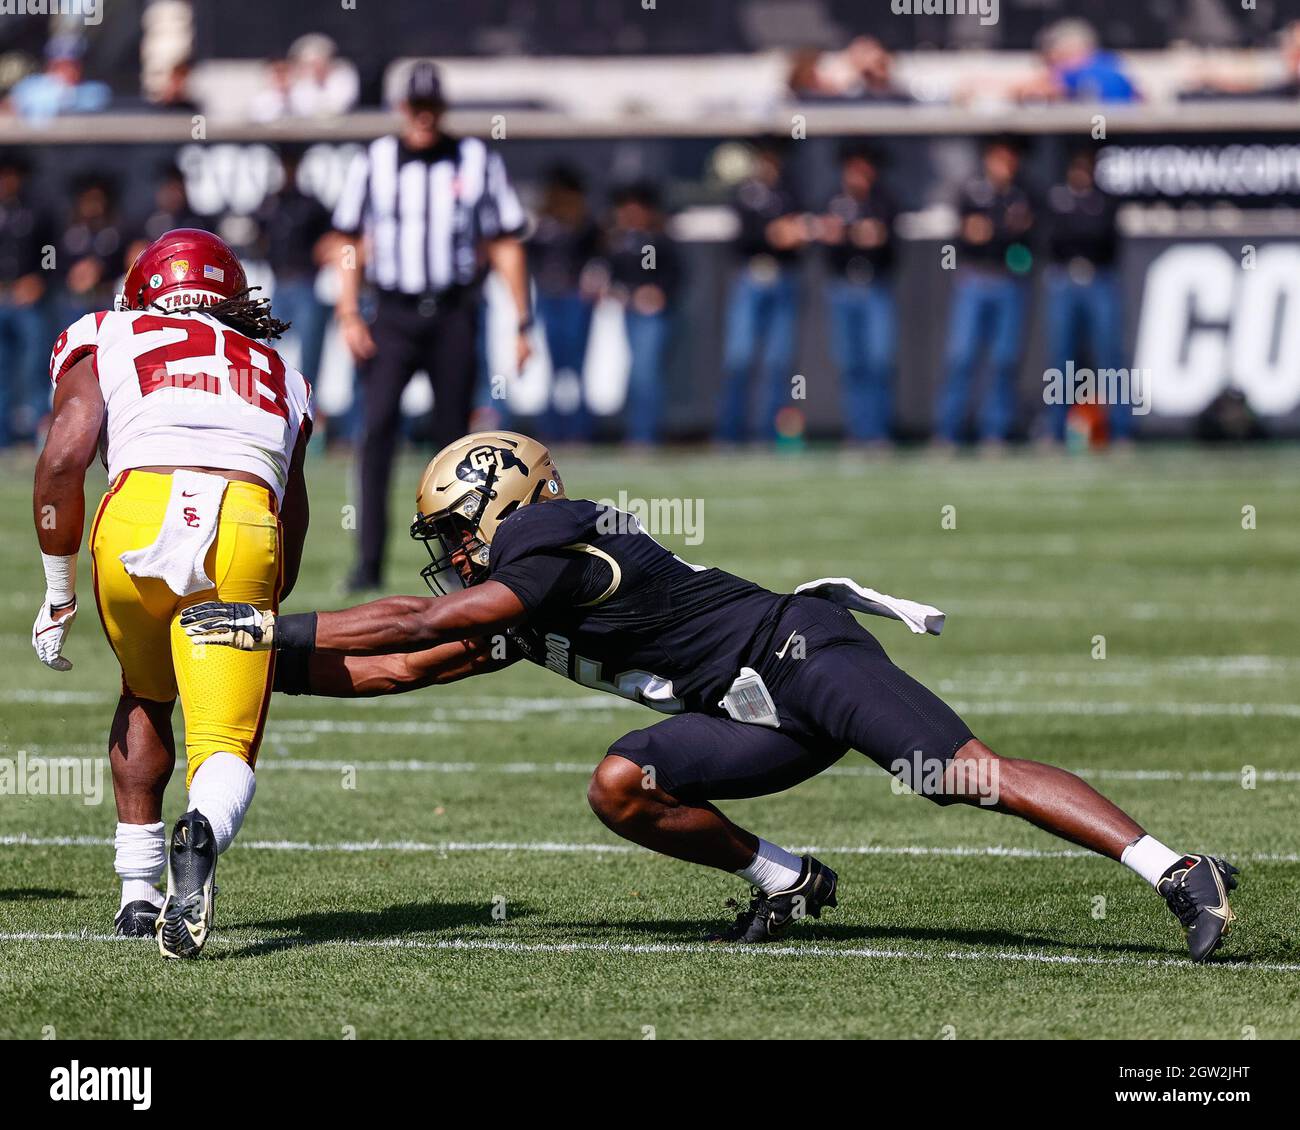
[152,286,291,340]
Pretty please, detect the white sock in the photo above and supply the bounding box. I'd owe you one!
[114,821,165,910]
[187,751,256,855]
[1121,834,1183,888]
[736,838,804,894]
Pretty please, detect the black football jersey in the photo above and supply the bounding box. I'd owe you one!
[489,499,791,714]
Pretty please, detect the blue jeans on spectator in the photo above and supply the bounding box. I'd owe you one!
[624,309,671,444]
[538,291,593,442]
[828,279,897,443]
[0,299,49,446]
[1043,267,1131,442]
[716,268,799,442]
[938,270,1028,443]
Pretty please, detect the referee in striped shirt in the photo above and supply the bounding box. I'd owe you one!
[332,61,533,591]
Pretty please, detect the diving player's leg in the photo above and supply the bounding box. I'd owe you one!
[587,754,757,872]
[108,694,176,937]
[160,485,279,958]
[936,739,1236,960]
[942,738,1144,855]
[793,636,1238,960]
[588,714,842,942]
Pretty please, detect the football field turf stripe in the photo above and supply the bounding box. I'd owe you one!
[9,747,1299,783]
[248,758,1300,783]
[2,834,1295,862]
[2,931,1298,974]
[8,688,1300,720]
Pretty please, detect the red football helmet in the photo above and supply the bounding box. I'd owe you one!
[120,228,248,313]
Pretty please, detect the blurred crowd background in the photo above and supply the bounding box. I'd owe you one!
[2,0,1299,455]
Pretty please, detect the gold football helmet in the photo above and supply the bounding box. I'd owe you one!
[410,431,565,594]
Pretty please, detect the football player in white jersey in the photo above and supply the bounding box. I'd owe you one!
[33,228,313,958]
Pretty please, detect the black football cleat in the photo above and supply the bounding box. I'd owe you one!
[1158,854,1238,962]
[114,900,162,939]
[157,810,218,959]
[710,856,838,943]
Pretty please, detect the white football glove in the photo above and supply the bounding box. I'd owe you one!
[33,598,77,671]
[180,601,277,651]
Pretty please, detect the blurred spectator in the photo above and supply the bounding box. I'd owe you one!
[253,34,358,121]
[1042,148,1129,447]
[250,59,294,123]
[819,144,898,447]
[1187,21,1300,99]
[255,148,334,401]
[606,182,680,447]
[528,164,602,442]
[785,48,839,101]
[286,34,358,116]
[151,60,200,114]
[0,152,53,446]
[58,176,125,326]
[937,137,1034,447]
[1015,20,1139,104]
[715,137,808,443]
[5,36,110,121]
[842,37,911,104]
[1196,389,1266,443]
[1247,19,1300,97]
[126,163,202,266]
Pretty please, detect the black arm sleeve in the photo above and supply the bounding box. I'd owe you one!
[273,646,312,695]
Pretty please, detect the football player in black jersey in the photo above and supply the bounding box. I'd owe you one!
[182,433,1238,960]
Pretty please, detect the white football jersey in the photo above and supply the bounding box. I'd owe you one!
[50,309,313,503]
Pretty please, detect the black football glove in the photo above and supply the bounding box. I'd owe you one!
[180,601,276,651]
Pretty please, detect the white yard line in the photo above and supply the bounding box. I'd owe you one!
[3,742,1292,789]
[7,748,1290,784]
[947,700,1300,719]
[7,687,1300,722]
[239,759,1300,784]
[1,834,1294,863]
[1,930,1297,973]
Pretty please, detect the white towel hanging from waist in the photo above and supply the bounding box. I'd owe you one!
[119,470,228,597]
[794,576,946,636]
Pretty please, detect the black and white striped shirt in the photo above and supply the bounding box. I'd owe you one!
[332,133,526,295]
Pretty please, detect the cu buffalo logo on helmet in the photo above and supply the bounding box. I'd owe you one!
[455,445,529,485]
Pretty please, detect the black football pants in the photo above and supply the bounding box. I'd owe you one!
[606,597,975,803]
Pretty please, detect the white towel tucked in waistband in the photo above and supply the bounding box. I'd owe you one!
[794,576,946,636]
[119,470,228,597]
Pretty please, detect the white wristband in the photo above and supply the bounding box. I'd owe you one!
[41,552,77,607]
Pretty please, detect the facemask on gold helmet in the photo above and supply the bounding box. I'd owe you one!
[409,432,565,595]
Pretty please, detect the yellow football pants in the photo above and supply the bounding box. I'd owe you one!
[89,470,281,785]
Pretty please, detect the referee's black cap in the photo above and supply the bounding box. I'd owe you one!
[406,61,446,110]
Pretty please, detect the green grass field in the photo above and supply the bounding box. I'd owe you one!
[2,444,1298,1039]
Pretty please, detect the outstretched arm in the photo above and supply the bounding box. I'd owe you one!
[182,578,529,656]
[284,636,518,698]
[310,581,527,654]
